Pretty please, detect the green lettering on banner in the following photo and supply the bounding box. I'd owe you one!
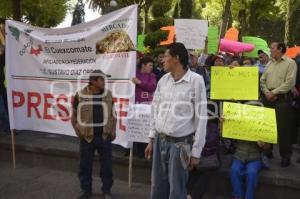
[137,34,146,52]
[222,102,277,144]
[242,36,269,58]
[208,26,219,54]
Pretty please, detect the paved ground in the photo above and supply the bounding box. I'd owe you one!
[0,162,150,199]
[1,131,300,199]
[0,162,231,199]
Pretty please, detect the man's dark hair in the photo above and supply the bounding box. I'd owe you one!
[275,42,287,54]
[230,56,242,65]
[153,47,166,57]
[166,42,189,70]
[137,56,153,69]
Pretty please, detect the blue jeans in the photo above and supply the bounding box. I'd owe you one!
[0,94,10,133]
[78,137,113,194]
[151,135,189,199]
[230,158,262,199]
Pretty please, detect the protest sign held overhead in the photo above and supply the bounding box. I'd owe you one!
[210,67,259,100]
[175,19,208,49]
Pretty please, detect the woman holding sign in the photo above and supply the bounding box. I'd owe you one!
[132,56,157,158]
[220,117,270,199]
[230,140,270,199]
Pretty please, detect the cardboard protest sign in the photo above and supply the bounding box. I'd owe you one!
[125,104,151,143]
[175,19,208,49]
[210,67,259,100]
[208,26,219,54]
[137,34,146,52]
[222,102,277,144]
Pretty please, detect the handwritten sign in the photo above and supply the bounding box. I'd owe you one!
[125,104,152,143]
[222,102,277,144]
[210,67,259,100]
[175,19,208,49]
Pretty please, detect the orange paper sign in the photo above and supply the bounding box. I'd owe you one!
[285,46,300,58]
[224,27,239,41]
[160,26,175,45]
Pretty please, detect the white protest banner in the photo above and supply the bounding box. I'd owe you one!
[125,104,151,143]
[6,5,138,148]
[175,19,208,49]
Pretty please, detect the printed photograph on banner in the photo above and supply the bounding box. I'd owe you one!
[96,30,135,54]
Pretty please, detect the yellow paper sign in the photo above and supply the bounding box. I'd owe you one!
[210,66,259,100]
[222,102,277,144]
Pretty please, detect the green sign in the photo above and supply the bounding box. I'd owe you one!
[208,26,219,54]
[137,34,146,52]
[242,36,269,58]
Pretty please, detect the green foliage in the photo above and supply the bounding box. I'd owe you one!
[0,0,68,28]
[151,0,173,18]
[179,0,193,18]
[144,30,168,50]
[152,46,166,57]
[192,0,204,19]
[148,17,173,32]
[144,0,173,51]
[173,2,179,18]
[199,0,300,44]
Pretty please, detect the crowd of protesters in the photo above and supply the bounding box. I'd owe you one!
[1,37,300,199]
[132,41,300,199]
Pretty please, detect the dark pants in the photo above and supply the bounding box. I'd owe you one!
[78,137,113,194]
[263,94,293,159]
[0,92,10,133]
[133,142,147,158]
[187,170,214,199]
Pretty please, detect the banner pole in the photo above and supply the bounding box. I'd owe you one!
[128,147,133,189]
[11,129,16,169]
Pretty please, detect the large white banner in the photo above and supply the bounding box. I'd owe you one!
[6,5,138,148]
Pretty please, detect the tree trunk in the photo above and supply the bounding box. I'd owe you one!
[248,1,257,35]
[13,0,22,21]
[285,0,292,46]
[220,0,231,38]
[228,10,233,29]
[179,0,193,18]
[144,1,150,33]
[238,9,247,40]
